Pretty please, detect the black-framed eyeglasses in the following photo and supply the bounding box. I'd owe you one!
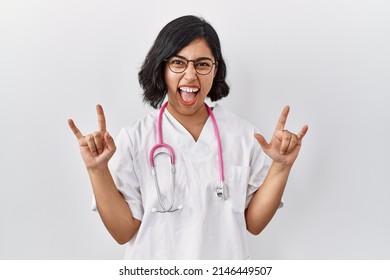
[165,55,217,75]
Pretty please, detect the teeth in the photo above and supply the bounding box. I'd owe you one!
[179,87,199,93]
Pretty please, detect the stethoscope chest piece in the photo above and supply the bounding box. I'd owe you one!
[216,182,229,200]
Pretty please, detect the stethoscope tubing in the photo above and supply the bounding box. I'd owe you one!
[149,101,226,213]
[149,102,175,167]
[205,104,224,183]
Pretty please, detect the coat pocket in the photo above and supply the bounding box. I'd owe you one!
[226,166,250,213]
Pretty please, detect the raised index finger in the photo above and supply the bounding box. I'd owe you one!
[276,105,290,131]
[96,104,106,132]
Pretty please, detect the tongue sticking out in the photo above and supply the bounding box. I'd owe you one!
[180,91,197,102]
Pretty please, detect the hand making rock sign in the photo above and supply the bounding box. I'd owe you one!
[255,106,308,167]
[68,105,117,170]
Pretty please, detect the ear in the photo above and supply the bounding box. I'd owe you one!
[213,64,218,78]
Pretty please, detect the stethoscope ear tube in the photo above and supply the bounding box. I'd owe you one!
[151,151,177,213]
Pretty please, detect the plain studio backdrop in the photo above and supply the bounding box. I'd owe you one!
[0,0,389,259]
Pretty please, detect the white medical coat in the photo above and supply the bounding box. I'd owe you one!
[97,104,272,259]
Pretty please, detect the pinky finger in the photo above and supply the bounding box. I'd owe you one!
[297,125,309,140]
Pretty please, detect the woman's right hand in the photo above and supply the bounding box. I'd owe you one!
[68,105,116,170]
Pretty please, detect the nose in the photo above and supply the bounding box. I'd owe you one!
[183,61,197,81]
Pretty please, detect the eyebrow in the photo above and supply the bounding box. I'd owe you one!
[173,54,214,61]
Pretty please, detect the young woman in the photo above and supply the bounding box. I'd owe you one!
[68,15,308,259]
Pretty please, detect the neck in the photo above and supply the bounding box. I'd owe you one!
[166,103,209,141]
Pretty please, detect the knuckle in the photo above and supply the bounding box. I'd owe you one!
[85,134,94,141]
[291,135,297,143]
[93,131,101,138]
[283,130,292,141]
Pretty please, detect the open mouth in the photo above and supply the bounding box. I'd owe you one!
[178,86,200,104]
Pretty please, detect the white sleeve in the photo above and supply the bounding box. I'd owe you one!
[92,128,144,221]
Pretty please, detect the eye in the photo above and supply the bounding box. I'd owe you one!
[172,60,184,65]
[170,57,186,67]
[195,59,212,68]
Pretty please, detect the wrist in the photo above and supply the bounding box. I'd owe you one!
[87,164,110,175]
[270,161,293,174]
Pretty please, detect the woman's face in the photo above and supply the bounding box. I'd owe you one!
[164,38,217,119]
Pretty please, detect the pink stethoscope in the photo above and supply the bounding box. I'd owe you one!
[150,102,228,213]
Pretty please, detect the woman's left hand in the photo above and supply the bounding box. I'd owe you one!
[255,106,308,167]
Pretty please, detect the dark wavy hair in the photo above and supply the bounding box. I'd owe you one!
[138,15,230,109]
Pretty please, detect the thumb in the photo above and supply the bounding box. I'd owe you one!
[104,131,116,154]
[254,133,269,150]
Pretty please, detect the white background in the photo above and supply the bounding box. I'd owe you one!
[1,0,389,259]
